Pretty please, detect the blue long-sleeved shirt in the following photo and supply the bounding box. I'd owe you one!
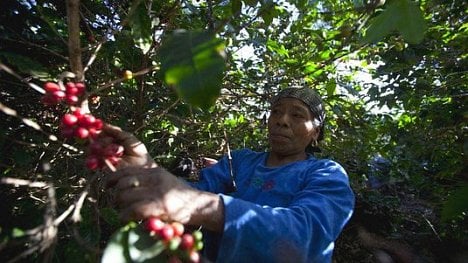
[191,149,354,263]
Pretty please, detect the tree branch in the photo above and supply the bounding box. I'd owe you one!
[66,0,84,81]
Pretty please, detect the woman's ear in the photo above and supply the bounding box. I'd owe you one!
[310,125,320,143]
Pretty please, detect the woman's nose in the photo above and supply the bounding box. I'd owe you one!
[276,113,290,127]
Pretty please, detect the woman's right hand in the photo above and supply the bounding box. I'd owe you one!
[101,124,158,169]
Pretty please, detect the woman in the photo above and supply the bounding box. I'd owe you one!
[106,87,355,262]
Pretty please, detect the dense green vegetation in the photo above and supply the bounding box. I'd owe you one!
[0,0,466,262]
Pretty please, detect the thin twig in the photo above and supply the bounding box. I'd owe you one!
[83,41,103,73]
[0,177,48,188]
[92,65,160,95]
[0,102,80,153]
[4,181,58,263]
[71,190,89,223]
[422,214,441,241]
[1,38,68,61]
[0,63,45,94]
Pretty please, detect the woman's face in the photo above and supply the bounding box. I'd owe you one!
[267,98,320,156]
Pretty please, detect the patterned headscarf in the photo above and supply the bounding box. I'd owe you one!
[270,87,326,142]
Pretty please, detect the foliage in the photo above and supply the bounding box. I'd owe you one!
[0,0,466,262]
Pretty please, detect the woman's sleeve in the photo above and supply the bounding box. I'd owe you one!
[216,161,355,263]
[189,155,231,193]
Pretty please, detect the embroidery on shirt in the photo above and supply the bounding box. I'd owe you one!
[262,179,275,190]
[248,176,275,191]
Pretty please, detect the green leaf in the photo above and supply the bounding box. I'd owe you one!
[101,223,132,263]
[128,1,152,53]
[232,0,242,15]
[100,208,120,228]
[12,228,25,238]
[159,30,226,110]
[266,39,289,57]
[441,185,468,222]
[102,222,166,263]
[363,0,426,44]
[395,0,427,44]
[127,226,166,262]
[0,52,49,78]
[362,3,399,44]
[326,80,337,97]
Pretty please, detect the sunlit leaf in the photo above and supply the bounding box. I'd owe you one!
[159,30,226,110]
[101,223,132,263]
[363,0,426,44]
[102,222,166,263]
[12,228,25,238]
[128,1,152,54]
[395,0,427,43]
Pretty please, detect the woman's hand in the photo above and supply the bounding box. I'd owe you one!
[101,124,157,169]
[106,167,225,232]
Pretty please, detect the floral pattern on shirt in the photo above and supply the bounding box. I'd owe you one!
[248,175,276,191]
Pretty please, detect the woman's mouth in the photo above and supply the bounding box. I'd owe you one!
[269,133,289,141]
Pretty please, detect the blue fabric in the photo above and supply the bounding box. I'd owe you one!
[191,149,354,263]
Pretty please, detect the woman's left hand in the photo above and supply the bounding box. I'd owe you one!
[106,166,224,232]
[106,166,196,223]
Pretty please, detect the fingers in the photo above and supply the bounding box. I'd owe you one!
[114,187,157,208]
[202,157,218,167]
[101,123,142,153]
[105,167,156,188]
[114,174,155,191]
[105,167,190,223]
[120,199,167,222]
[101,124,134,144]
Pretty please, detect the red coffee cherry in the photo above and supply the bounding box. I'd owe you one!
[188,250,200,263]
[62,114,78,127]
[65,82,79,95]
[171,222,185,237]
[74,127,89,139]
[180,234,194,250]
[88,128,101,138]
[92,118,103,130]
[145,217,165,233]
[79,114,96,128]
[75,82,86,95]
[73,108,85,119]
[159,225,175,241]
[104,143,124,157]
[66,94,79,105]
[44,82,61,92]
[85,155,101,170]
[52,90,66,101]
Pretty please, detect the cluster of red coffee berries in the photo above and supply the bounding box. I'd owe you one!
[86,136,124,170]
[42,80,123,171]
[60,108,104,140]
[144,217,203,263]
[41,81,86,106]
